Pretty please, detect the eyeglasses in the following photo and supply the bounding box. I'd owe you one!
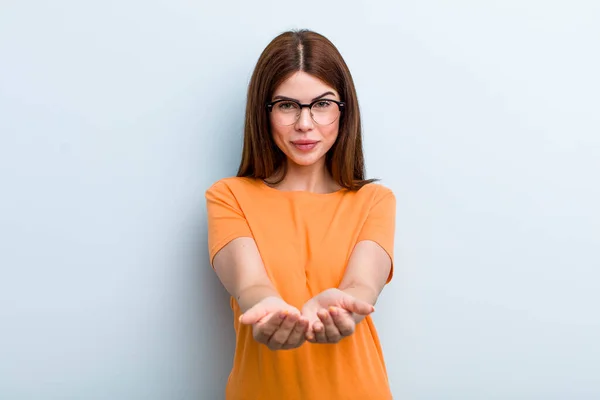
[266,99,345,126]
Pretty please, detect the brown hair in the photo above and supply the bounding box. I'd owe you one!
[236,29,376,190]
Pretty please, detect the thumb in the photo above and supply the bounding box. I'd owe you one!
[239,303,269,325]
[343,297,375,316]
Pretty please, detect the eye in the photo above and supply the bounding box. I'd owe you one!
[276,101,299,112]
[313,100,333,109]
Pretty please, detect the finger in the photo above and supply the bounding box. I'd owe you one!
[318,308,341,343]
[283,317,308,349]
[329,306,355,336]
[302,311,319,343]
[268,312,300,350]
[254,311,287,343]
[305,322,317,343]
[313,320,327,344]
[342,297,375,316]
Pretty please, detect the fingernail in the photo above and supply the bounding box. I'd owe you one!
[329,306,338,315]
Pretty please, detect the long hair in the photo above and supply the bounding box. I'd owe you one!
[236,29,376,190]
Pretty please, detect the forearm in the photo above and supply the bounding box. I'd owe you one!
[336,241,392,323]
[236,284,281,313]
[212,237,282,313]
[339,282,380,305]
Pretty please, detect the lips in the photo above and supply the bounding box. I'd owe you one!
[291,140,318,151]
[292,140,318,145]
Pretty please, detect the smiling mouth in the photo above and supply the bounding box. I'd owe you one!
[291,141,318,151]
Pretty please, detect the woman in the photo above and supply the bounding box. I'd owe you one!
[206,29,396,399]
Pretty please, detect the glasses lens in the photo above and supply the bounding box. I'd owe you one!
[272,101,300,126]
[270,100,342,126]
[311,100,341,125]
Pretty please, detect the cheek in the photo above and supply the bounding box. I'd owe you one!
[322,123,340,143]
[270,124,290,149]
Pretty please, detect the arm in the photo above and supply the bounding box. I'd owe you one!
[213,237,309,350]
[304,187,396,343]
[206,182,308,350]
[206,182,280,313]
[212,237,281,314]
[339,187,396,314]
[303,241,391,343]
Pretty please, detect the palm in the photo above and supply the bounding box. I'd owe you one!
[301,289,374,344]
[257,297,294,317]
[302,289,353,333]
[302,289,345,314]
[239,296,308,351]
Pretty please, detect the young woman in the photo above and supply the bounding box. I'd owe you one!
[206,29,396,399]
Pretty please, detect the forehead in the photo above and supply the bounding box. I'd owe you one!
[272,71,339,101]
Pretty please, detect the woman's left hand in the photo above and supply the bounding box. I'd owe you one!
[301,288,374,344]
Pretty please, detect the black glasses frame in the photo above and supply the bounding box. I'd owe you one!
[266,99,346,114]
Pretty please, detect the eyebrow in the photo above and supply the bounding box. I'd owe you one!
[272,91,337,102]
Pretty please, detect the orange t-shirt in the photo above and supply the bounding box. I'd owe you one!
[205,177,396,400]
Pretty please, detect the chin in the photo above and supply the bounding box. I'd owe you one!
[287,153,325,167]
[291,160,317,167]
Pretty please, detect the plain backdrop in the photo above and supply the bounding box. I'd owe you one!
[1,1,599,399]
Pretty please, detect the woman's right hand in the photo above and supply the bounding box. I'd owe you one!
[239,296,309,350]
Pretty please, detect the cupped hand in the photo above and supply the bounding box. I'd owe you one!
[301,288,375,344]
[239,296,309,350]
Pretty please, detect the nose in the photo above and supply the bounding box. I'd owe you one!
[294,106,314,131]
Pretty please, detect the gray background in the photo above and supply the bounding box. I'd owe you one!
[1,1,599,399]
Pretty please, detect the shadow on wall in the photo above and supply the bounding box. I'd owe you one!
[183,213,235,398]
[181,81,244,397]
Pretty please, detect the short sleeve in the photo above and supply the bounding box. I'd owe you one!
[205,181,254,266]
[356,187,397,283]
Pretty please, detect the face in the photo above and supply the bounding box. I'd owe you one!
[269,71,341,168]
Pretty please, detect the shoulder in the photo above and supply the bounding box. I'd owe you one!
[354,182,395,203]
[350,182,396,216]
[205,176,260,197]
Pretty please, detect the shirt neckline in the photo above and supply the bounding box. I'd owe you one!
[257,179,347,197]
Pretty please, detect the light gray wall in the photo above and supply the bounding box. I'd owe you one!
[1,1,599,399]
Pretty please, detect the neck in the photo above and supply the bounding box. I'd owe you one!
[267,159,340,194]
